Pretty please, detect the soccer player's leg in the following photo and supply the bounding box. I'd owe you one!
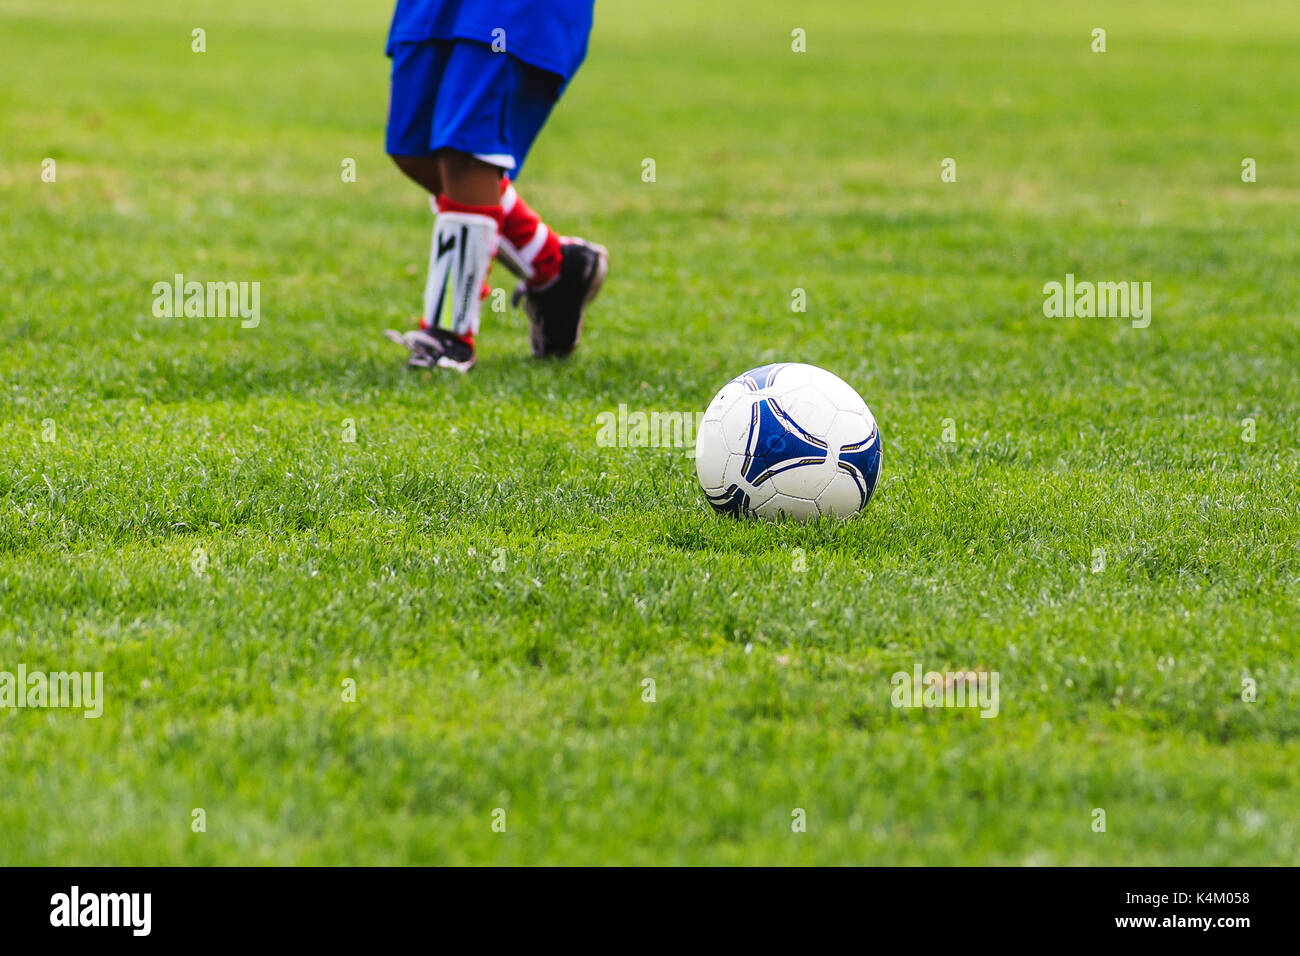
[384,41,466,369]
[496,64,608,359]
[385,39,606,367]
[496,179,561,286]
[384,41,507,372]
[404,151,501,371]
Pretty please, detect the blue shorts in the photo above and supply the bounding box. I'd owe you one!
[386,39,562,177]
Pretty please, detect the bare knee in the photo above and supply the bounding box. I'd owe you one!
[390,154,442,194]
[435,149,502,206]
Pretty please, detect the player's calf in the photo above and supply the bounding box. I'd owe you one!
[386,183,503,373]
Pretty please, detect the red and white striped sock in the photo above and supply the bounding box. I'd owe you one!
[499,179,563,289]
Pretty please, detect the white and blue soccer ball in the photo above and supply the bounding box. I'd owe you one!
[695,363,882,521]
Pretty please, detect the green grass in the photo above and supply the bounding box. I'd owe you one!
[2,0,1298,864]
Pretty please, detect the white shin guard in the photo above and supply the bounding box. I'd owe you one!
[423,210,499,338]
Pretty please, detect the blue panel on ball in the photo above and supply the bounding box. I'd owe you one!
[837,429,882,508]
[705,484,751,517]
[741,398,828,486]
[736,363,788,391]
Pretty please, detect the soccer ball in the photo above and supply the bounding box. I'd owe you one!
[694,363,882,521]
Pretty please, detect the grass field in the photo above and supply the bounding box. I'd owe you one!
[2,0,1298,865]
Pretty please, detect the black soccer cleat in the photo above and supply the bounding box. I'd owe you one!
[513,237,608,358]
[383,326,476,373]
